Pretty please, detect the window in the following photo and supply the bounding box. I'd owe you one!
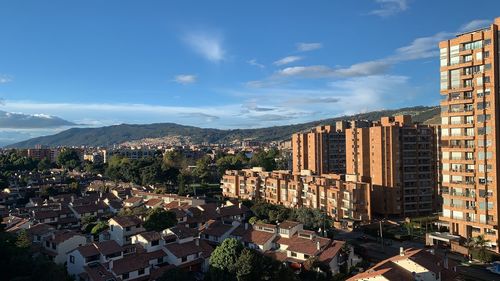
[157,257,163,263]
[182,256,187,262]
[477,114,490,123]
[464,79,472,87]
[138,268,145,275]
[122,273,129,280]
[450,69,460,89]
[440,48,448,66]
[463,54,472,63]
[110,225,114,231]
[478,127,491,135]
[151,240,159,246]
[440,71,448,90]
[479,152,493,160]
[478,139,491,147]
[484,76,490,83]
[291,252,297,257]
[125,226,131,231]
[477,102,490,110]
[463,40,482,50]
[69,255,75,264]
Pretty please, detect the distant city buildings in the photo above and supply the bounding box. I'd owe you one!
[224,115,438,225]
[292,123,349,175]
[346,115,438,217]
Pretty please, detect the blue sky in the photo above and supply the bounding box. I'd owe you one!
[1,0,500,145]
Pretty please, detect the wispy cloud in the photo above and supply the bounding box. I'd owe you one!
[247,59,265,68]
[459,19,491,32]
[174,74,197,84]
[182,30,225,62]
[369,0,409,17]
[391,32,451,60]
[273,56,303,66]
[296,42,323,52]
[0,74,13,84]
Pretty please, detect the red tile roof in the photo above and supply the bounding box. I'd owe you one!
[165,239,212,258]
[111,215,143,227]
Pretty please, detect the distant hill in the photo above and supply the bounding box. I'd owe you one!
[6,106,440,148]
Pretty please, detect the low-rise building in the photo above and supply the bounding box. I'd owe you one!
[108,216,145,246]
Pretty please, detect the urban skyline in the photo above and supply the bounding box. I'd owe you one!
[2,0,500,146]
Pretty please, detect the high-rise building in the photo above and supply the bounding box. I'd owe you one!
[439,18,500,251]
[346,115,437,217]
[292,122,348,175]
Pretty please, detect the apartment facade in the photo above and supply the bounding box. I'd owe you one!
[346,116,437,217]
[439,18,500,251]
[221,169,371,224]
[292,122,349,175]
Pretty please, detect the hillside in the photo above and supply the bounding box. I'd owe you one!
[7,106,440,148]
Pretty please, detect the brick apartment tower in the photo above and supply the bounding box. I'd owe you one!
[439,18,500,251]
[292,122,348,175]
[346,116,437,217]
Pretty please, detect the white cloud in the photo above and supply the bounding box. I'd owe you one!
[392,32,451,61]
[174,74,197,84]
[273,56,303,66]
[0,74,13,84]
[296,42,323,52]
[247,59,265,68]
[369,0,409,17]
[459,19,491,32]
[183,31,225,62]
[269,60,390,80]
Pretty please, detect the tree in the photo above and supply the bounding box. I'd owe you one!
[235,248,262,281]
[143,208,177,232]
[209,238,244,280]
[37,158,52,172]
[472,235,492,262]
[91,221,109,235]
[56,149,81,170]
[15,229,31,249]
[249,150,277,171]
[194,155,214,184]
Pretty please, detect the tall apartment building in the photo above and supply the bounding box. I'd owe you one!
[346,115,437,217]
[292,122,349,175]
[221,169,371,224]
[439,18,500,251]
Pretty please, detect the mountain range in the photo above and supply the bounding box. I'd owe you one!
[6,106,440,148]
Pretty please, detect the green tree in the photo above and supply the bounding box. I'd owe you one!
[15,229,31,249]
[143,208,177,232]
[235,248,262,281]
[249,150,277,171]
[91,221,109,235]
[37,158,52,172]
[56,149,81,170]
[472,235,492,262]
[209,238,244,280]
[194,155,214,184]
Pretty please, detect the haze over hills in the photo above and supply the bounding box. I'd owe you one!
[6,106,440,148]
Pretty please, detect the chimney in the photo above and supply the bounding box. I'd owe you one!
[245,223,248,230]
[316,241,320,251]
[399,247,404,256]
[238,202,242,208]
[195,238,199,246]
